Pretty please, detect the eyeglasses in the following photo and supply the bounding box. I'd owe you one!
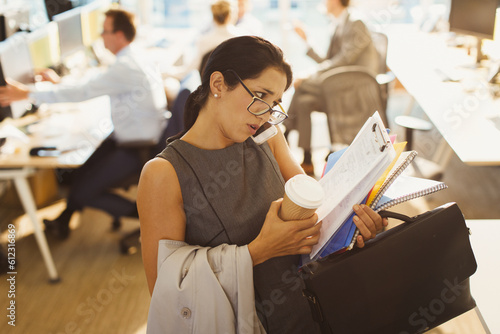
[226,69,288,125]
[101,29,115,35]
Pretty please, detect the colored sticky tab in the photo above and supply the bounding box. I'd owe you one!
[366,141,407,206]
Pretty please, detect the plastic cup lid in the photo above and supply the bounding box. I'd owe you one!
[284,174,324,209]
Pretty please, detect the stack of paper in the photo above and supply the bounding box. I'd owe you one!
[303,111,448,265]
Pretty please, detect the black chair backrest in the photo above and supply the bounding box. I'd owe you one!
[319,65,385,146]
[155,70,201,154]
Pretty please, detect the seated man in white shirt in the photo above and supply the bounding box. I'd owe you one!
[0,8,167,239]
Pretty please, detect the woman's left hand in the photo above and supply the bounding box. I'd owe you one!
[352,204,388,248]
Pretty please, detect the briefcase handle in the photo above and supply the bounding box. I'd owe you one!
[379,208,439,224]
[379,203,471,236]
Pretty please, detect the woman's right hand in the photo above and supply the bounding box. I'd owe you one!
[248,199,321,266]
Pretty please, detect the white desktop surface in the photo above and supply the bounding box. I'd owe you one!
[384,24,500,166]
[0,95,112,168]
[466,219,500,333]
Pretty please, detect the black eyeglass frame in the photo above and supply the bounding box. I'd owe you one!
[225,69,288,125]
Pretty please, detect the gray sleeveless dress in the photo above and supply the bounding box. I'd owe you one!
[157,138,321,334]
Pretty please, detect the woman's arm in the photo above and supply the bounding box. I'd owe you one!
[248,200,321,266]
[137,153,319,288]
[267,126,305,181]
[137,157,186,295]
[244,128,323,265]
[267,126,388,248]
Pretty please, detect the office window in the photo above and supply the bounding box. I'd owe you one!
[113,0,449,74]
[138,0,314,28]
[137,1,321,62]
[2,0,48,31]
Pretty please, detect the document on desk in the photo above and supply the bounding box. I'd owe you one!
[311,112,396,258]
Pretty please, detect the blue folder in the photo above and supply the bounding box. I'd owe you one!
[300,148,366,266]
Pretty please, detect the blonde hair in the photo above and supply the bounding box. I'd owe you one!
[211,0,233,25]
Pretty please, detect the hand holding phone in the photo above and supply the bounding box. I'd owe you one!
[252,123,278,145]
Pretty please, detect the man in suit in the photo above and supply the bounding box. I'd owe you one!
[0,8,167,239]
[285,0,379,175]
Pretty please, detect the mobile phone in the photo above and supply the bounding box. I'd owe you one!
[252,122,278,145]
[29,146,59,157]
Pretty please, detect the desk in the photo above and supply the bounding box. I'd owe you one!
[0,96,112,282]
[384,25,500,166]
[1,97,112,168]
[467,219,500,334]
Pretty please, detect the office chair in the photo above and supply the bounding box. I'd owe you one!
[370,31,395,114]
[394,115,444,181]
[118,71,201,254]
[369,31,443,180]
[319,65,387,148]
[319,32,393,150]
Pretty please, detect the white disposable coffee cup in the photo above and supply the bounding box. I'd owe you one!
[280,174,324,221]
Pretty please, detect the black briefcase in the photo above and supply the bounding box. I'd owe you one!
[300,202,477,334]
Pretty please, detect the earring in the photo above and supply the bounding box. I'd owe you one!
[214,93,219,98]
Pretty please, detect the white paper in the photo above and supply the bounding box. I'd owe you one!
[310,112,396,258]
[0,123,29,142]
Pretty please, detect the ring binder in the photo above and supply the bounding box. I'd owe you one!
[309,111,396,260]
[372,122,390,152]
[303,111,449,262]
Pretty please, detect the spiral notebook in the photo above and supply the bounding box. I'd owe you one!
[367,150,448,212]
[305,150,448,264]
[301,113,448,265]
[346,150,448,250]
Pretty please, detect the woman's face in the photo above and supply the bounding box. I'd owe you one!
[218,67,287,143]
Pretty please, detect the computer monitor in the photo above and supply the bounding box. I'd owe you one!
[0,33,36,119]
[26,21,61,70]
[81,1,108,47]
[0,6,30,42]
[44,0,74,21]
[448,0,499,63]
[53,7,84,59]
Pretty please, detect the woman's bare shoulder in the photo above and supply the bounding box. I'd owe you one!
[139,157,182,200]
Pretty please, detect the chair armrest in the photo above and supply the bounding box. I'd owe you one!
[376,71,395,85]
[318,65,378,84]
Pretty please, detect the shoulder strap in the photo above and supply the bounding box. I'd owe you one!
[169,144,232,244]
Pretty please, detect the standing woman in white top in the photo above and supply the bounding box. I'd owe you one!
[165,0,243,82]
[163,0,244,107]
[235,0,263,36]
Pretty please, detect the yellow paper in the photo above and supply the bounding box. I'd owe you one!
[366,141,407,206]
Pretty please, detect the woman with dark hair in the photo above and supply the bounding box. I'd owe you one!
[138,35,386,333]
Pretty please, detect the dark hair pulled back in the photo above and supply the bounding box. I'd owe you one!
[168,36,293,142]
